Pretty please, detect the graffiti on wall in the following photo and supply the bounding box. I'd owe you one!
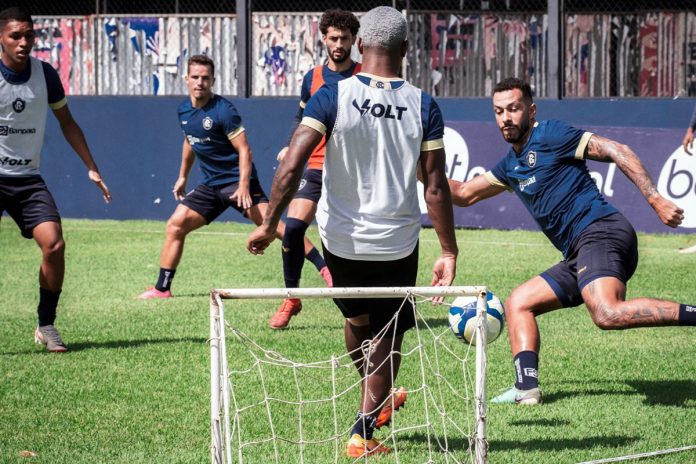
[95,16,236,96]
[34,18,93,95]
[252,14,325,96]
[423,13,546,97]
[32,12,695,97]
[566,12,696,97]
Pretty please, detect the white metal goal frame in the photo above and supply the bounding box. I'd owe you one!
[210,286,490,464]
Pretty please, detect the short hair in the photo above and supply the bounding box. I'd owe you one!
[187,54,215,77]
[0,7,33,30]
[494,77,534,103]
[319,9,360,37]
[359,6,406,50]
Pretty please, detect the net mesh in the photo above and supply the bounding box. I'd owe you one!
[210,287,489,464]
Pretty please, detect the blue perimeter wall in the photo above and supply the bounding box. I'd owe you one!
[40,97,696,234]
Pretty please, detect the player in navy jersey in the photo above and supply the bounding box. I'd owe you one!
[448,77,695,405]
[137,55,326,300]
[270,9,361,330]
[0,7,111,352]
[248,7,458,457]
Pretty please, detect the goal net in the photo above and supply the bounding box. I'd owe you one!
[210,286,491,464]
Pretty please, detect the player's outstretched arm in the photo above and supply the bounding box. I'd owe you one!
[247,125,322,255]
[52,104,111,203]
[173,139,196,200]
[448,174,506,207]
[420,147,458,299]
[585,134,683,228]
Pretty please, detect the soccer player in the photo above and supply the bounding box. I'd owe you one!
[247,6,458,457]
[137,55,326,300]
[448,77,695,405]
[0,7,111,352]
[270,9,361,330]
[678,103,696,253]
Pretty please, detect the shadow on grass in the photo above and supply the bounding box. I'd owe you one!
[68,336,209,352]
[398,431,470,452]
[492,435,638,452]
[541,379,696,407]
[154,292,210,298]
[399,432,637,453]
[4,337,208,355]
[627,379,696,407]
[542,388,635,404]
[508,418,571,427]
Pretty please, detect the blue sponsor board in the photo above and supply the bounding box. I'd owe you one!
[420,121,696,234]
[34,96,696,235]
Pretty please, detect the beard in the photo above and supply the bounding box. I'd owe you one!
[501,119,531,144]
[331,49,350,64]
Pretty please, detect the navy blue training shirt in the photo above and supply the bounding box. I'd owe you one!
[487,119,618,257]
[178,94,258,187]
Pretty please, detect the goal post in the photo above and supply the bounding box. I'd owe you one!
[210,286,490,464]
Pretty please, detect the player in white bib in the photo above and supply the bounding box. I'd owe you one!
[247,6,458,458]
[0,7,111,352]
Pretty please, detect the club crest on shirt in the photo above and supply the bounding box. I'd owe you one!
[202,116,213,130]
[12,98,25,113]
[526,150,537,167]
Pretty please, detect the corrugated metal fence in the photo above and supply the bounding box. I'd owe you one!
[32,10,696,97]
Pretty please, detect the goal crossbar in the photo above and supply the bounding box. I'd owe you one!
[210,285,490,464]
[212,285,488,300]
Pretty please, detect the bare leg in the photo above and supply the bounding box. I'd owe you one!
[32,221,65,292]
[345,314,402,417]
[361,334,403,417]
[159,205,207,269]
[488,276,564,401]
[505,276,563,357]
[32,222,67,340]
[345,318,372,376]
[582,277,680,329]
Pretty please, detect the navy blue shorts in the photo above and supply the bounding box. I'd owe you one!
[181,178,268,224]
[322,243,419,336]
[0,175,61,238]
[294,168,322,203]
[541,213,638,308]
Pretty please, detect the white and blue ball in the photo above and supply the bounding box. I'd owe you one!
[448,292,505,345]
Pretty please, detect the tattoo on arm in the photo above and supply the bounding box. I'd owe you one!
[586,135,658,201]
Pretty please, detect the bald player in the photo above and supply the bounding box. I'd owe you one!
[248,7,457,457]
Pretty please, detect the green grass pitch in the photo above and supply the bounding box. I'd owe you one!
[0,219,694,463]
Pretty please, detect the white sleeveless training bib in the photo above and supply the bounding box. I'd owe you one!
[317,75,424,261]
[0,57,48,176]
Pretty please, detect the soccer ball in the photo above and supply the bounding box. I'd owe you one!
[448,292,505,345]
